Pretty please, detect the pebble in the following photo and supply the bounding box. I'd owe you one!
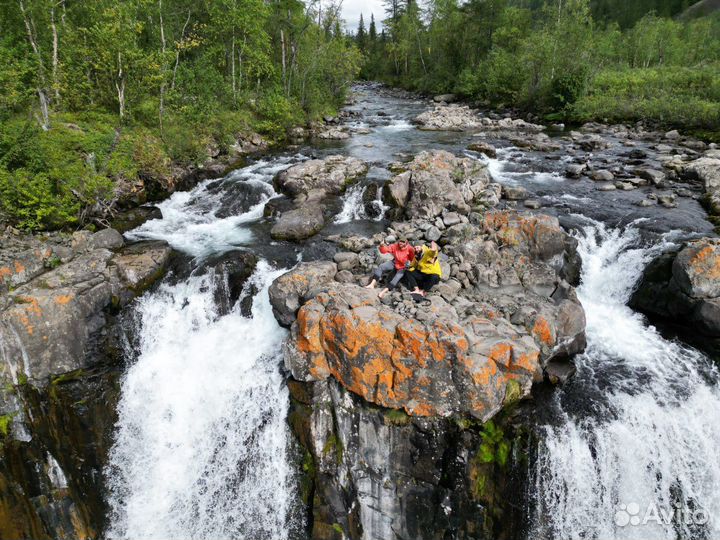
[591,169,615,182]
[597,183,617,191]
[524,199,542,209]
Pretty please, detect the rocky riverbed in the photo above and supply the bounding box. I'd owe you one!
[1,82,719,540]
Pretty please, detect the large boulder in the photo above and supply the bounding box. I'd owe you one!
[384,150,499,219]
[673,238,720,298]
[271,155,368,242]
[631,238,720,338]
[284,283,540,420]
[682,157,720,214]
[268,261,338,326]
[274,155,367,199]
[270,204,326,241]
[414,105,484,131]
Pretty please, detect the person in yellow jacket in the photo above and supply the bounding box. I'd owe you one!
[404,240,442,296]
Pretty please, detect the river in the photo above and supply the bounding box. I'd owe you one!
[104,83,719,539]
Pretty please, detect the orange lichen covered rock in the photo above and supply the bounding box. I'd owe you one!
[0,240,172,385]
[274,204,587,420]
[283,283,544,420]
[673,238,720,298]
[483,211,566,262]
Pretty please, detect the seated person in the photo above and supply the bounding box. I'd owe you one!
[365,236,415,298]
[404,240,441,296]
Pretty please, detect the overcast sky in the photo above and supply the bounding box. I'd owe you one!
[341,0,386,32]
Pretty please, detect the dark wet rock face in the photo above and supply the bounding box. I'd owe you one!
[288,378,533,540]
[0,227,173,540]
[201,250,258,316]
[632,238,720,342]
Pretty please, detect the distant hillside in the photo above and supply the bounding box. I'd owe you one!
[679,0,720,18]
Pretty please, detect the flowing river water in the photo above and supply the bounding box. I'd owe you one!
[104,83,719,539]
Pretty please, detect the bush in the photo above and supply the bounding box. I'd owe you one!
[571,65,720,128]
[254,90,303,141]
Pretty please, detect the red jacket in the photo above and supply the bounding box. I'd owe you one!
[380,242,416,270]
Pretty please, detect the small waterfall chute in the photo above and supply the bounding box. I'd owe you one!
[530,220,720,540]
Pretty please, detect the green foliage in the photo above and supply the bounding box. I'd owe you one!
[572,65,720,128]
[0,0,360,231]
[384,408,412,426]
[255,91,304,141]
[322,433,344,464]
[358,0,719,136]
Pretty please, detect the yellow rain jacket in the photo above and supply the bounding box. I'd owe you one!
[413,246,442,276]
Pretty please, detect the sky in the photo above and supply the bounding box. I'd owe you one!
[341,0,386,31]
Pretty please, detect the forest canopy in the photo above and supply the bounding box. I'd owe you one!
[0,0,361,230]
[356,0,719,131]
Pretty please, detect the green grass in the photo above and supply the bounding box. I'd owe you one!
[571,65,720,130]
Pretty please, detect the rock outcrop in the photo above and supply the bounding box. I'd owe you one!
[288,377,533,540]
[414,105,484,131]
[383,150,501,219]
[271,156,368,241]
[631,237,720,339]
[271,203,586,422]
[682,157,720,215]
[272,151,587,538]
[0,237,171,384]
[274,155,367,199]
[0,227,174,540]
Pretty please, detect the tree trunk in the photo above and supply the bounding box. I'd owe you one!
[231,33,236,102]
[159,0,166,133]
[51,5,60,103]
[171,10,192,91]
[116,52,125,119]
[280,29,287,93]
[19,0,50,129]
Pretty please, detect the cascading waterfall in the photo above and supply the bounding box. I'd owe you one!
[334,184,368,223]
[334,184,387,223]
[126,156,300,257]
[105,262,296,540]
[105,157,302,540]
[531,220,720,540]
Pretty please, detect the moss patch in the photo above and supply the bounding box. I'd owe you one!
[0,415,13,437]
[383,408,412,426]
[322,433,343,464]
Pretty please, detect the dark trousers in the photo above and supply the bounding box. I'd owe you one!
[403,270,440,292]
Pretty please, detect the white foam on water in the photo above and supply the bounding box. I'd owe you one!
[334,184,368,223]
[334,184,388,223]
[471,150,563,186]
[105,261,297,540]
[381,119,413,131]
[531,220,720,540]
[126,157,300,258]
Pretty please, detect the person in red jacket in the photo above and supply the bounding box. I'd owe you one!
[365,236,415,298]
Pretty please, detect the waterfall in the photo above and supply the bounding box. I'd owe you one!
[126,157,300,258]
[105,262,297,540]
[334,184,387,223]
[531,220,720,539]
[105,158,302,540]
[334,184,368,223]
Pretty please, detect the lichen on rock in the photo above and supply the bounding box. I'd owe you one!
[270,151,586,421]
